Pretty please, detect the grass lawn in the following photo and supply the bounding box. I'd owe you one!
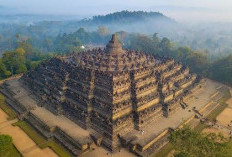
[207,102,228,121]
[0,134,22,157]
[46,140,71,157]
[8,145,22,157]
[0,145,22,157]
[13,121,71,157]
[152,143,173,157]
[0,94,17,120]
[0,93,71,157]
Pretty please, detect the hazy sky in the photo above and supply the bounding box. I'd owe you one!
[0,0,232,22]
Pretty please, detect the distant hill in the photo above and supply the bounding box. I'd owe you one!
[81,10,174,24]
[67,10,179,34]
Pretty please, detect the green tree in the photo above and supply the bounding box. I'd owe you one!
[172,47,209,75]
[26,61,41,71]
[17,40,33,59]
[55,30,83,53]
[128,34,155,53]
[0,135,13,156]
[159,37,172,55]
[68,45,81,53]
[15,33,20,41]
[0,59,11,79]
[169,126,232,157]
[2,48,27,75]
[152,33,160,51]
[43,38,53,51]
[97,25,109,37]
[210,55,232,85]
[16,63,27,74]
[2,51,14,75]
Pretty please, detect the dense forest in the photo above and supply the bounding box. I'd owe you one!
[0,11,232,86]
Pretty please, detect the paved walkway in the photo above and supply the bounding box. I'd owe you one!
[198,89,232,142]
[0,119,17,129]
[6,79,92,144]
[212,89,232,135]
[0,109,58,157]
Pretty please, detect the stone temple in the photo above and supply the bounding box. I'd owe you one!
[1,34,203,156]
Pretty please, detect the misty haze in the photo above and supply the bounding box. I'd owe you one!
[0,1,232,157]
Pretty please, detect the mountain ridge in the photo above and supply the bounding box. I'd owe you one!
[80,10,175,24]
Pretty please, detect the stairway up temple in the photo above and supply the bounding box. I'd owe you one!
[1,34,204,156]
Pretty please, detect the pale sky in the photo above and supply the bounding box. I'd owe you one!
[0,0,232,22]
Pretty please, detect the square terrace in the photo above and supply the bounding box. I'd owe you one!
[4,79,91,144]
[123,79,222,147]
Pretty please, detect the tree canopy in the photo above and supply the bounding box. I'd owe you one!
[0,27,231,87]
[209,55,232,85]
[0,134,13,156]
[169,126,232,157]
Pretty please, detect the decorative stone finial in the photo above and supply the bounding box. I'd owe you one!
[106,34,125,55]
[111,34,118,42]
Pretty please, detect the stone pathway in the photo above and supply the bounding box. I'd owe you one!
[201,89,232,139]
[0,109,58,157]
[0,119,17,129]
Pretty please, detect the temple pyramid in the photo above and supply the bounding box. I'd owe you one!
[21,34,200,151]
